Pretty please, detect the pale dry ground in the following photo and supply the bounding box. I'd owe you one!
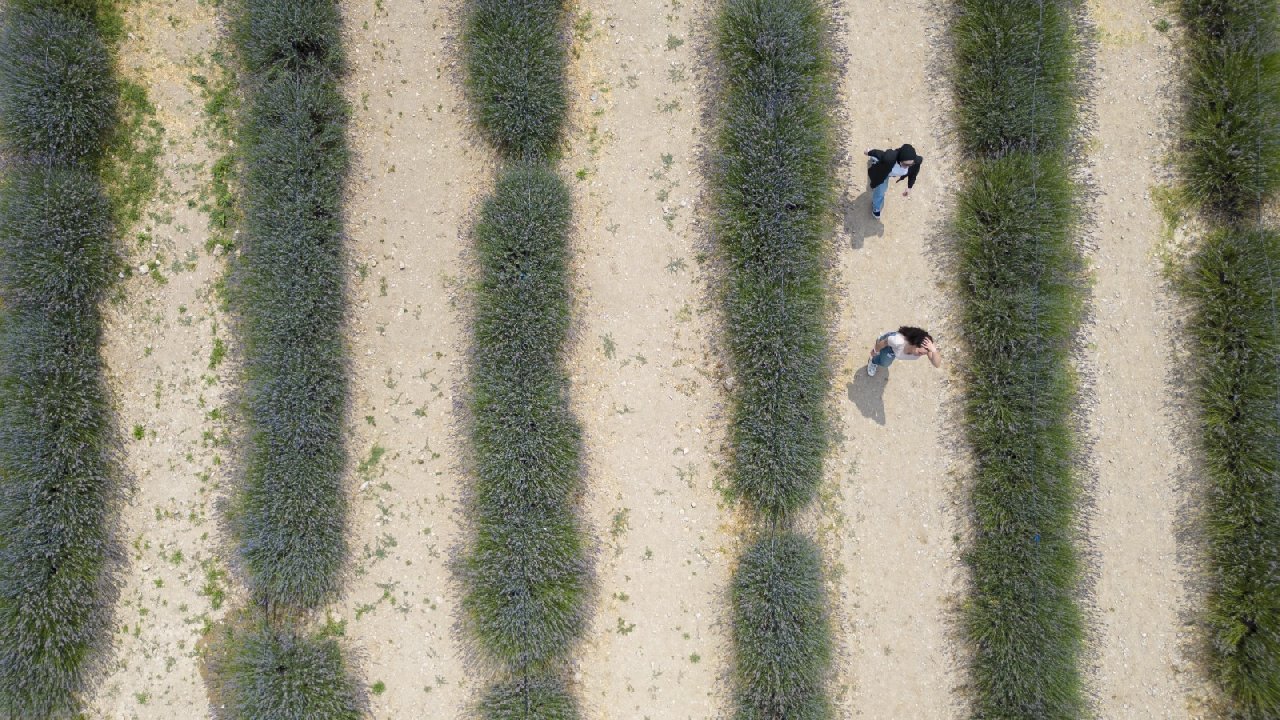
[334,0,476,715]
[566,1,733,718]
[91,0,232,717]
[831,0,962,716]
[1086,0,1208,715]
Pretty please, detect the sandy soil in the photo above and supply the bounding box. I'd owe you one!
[77,0,1216,718]
[831,0,962,715]
[91,0,233,717]
[334,0,476,715]
[1085,0,1208,715]
[564,1,734,718]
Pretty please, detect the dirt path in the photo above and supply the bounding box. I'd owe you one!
[831,0,962,715]
[565,1,733,717]
[91,0,231,716]
[333,0,478,715]
[1085,1,1205,716]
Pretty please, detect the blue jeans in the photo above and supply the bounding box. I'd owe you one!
[872,332,896,367]
[871,176,890,214]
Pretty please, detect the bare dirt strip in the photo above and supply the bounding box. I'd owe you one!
[334,0,479,715]
[1085,0,1209,715]
[92,0,232,716]
[565,1,735,717]
[829,0,962,716]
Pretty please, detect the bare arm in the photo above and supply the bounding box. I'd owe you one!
[921,337,942,368]
[869,336,889,360]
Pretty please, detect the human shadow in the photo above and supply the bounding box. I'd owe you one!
[847,367,888,426]
[841,187,884,250]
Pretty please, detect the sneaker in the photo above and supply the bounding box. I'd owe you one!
[866,359,877,377]
[872,209,882,219]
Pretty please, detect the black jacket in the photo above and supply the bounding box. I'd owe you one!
[866,148,922,189]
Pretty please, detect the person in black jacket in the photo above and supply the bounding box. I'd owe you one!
[865,143,922,219]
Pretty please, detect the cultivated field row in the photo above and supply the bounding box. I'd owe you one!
[0,0,1274,718]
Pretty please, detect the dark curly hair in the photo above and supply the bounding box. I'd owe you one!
[898,326,933,347]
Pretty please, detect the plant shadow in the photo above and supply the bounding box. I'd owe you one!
[841,188,884,250]
[847,368,888,426]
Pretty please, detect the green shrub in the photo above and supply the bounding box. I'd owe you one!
[232,53,351,611]
[0,6,117,162]
[0,165,119,718]
[463,0,569,161]
[233,0,344,76]
[949,0,1087,713]
[1178,0,1280,221]
[479,675,579,720]
[711,2,837,716]
[955,154,1086,720]
[731,532,831,720]
[1184,228,1280,719]
[713,0,836,520]
[1175,0,1280,713]
[461,163,589,674]
[215,622,364,720]
[951,0,1077,158]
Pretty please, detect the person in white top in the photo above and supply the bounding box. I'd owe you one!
[866,326,941,377]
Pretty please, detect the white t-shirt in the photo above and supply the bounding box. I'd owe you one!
[889,162,910,178]
[886,332,922,360]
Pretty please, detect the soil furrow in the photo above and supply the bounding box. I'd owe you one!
[567,1,733,717]
[1086,0,1200,715]
[833,0,961,714]
[92,0,229,715]
[335,0,477,715]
